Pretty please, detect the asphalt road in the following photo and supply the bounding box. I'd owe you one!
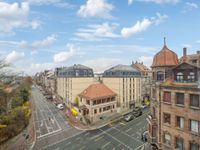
[42,107,150,150]
[31,86,82,150]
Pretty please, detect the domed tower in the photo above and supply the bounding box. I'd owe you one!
[151,38,179,82]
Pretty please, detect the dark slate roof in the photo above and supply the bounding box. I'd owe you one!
[103,64,141,77]
[57,64,94,77]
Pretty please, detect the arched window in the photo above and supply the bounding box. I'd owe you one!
[188,72,195,82]
[176,72,183,82]
[157,71,164,81]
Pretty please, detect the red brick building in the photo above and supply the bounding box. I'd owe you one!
[148,42,200,150]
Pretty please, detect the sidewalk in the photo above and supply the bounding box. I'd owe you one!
[65,107,132,131]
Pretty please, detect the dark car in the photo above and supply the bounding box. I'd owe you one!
[141,130,148,142]
[132,107,142,117]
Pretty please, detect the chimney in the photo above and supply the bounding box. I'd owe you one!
[197,51,200,54]
[183,47,187,62]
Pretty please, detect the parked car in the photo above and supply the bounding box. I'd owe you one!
[124,114,134,122]
[132,107,142,117]
[141,130,148,142]
[45,95,53,101]
[57,104,64,110]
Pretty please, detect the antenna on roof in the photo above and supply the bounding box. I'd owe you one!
[164,37,166,46]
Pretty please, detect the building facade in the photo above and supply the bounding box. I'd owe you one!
[102,64,142,112]
[148,43,200,150]
[56,64,94,106]
[132,61,152,103]
[78,83,117,124]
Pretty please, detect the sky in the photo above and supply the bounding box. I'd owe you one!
[0,0,200,75]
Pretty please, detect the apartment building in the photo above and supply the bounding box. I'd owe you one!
[102,64,142,112]
[132,61,152,102]
[56,64,94,106]
[78,83,117,124]
[148,42,200,150]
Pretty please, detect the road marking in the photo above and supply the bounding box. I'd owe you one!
[78,146,85,150]
[84,132,89,136]
[125,127,132,132]
[112,127,143,144]
[136,122,141,126]
[99,129,133,150]
[119,122,126,126]
[95,136,103,142]
[102,141,111,149]
[41,131,85,149]
[37,128,61,139]
[65,141,71,146]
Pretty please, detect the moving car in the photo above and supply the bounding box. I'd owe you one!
[124,114,134,122]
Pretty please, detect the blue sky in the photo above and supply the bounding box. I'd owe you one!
[0,0,200,75]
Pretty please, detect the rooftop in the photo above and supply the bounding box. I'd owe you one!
[79,83,116,100]
[103,64,141,77]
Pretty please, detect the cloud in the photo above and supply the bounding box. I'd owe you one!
[74,22,120,41]
[77,0,114,19]
[121,13,168,38]
[29,0,73,8]
[53,44,79,63]
[182,2,198,13]
[83,58,122,73]
[136,0,179,4]
[182,44,191,48]
[5,51,25,63]
[0,2,40,34]
[128,0,134,5]
[121,18,152,38]
[138,56,153,68]
[18,35,56,50]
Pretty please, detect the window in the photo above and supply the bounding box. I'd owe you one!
[190,143,199,150]
[157,71,164,81]
[94,109,97,114]
[93,100,96,105]
[176,116,184,129]
[188,72,195,82]
[113,105,115,109]
[163,133,171,145]
[87,100,90,105]
[190,120,199,133]
[176,72,183,82]
[163,92,171,103]
[163,113,171,125]
[175,137,184,150]
[176,93,184,105]
[99,108,102,113]
[190,94,199,108]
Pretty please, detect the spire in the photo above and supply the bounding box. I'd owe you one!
[164,37,166,46]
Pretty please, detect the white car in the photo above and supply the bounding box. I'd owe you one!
[57,104,64,110]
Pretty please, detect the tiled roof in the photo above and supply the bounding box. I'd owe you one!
[79,83,116,99]
[152,45,179,67]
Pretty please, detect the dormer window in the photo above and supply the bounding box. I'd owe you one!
[176,72,183,82]
[188,72,195,82]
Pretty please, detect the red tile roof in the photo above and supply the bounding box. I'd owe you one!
[79,83,116,100]
[152,45,179,67]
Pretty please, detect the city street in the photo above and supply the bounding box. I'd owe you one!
[31,86,82,149]
[42,108,150,150]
